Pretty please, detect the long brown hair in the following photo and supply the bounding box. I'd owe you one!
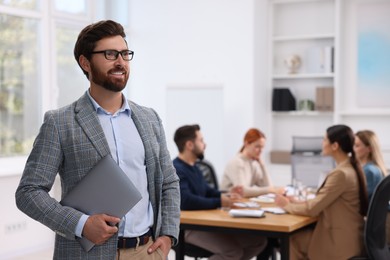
[356,130,387,176]
[327,125,368,216]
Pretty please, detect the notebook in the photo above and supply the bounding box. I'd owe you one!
[60,155,142,252]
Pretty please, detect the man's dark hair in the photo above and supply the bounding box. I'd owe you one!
[74,20,126,79]
[174,124,200,153]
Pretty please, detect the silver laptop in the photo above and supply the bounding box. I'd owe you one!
[60,155,142,252]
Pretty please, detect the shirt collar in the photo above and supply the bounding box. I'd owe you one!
[86,89,131,116]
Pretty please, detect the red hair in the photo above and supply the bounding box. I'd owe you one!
[240,128,266,152]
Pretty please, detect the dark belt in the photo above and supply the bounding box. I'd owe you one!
[117,229,152,249]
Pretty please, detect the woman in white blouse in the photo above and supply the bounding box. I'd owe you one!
[221,128,281,197]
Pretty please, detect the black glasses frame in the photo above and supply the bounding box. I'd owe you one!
[90,49,134,61]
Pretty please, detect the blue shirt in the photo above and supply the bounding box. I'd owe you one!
[363,162,384,203]
[75,91,153,238]
[173,157,221,210]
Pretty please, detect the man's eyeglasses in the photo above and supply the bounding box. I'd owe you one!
[90,49,134,61]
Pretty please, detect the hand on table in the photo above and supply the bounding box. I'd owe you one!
[221,192,242,208]
[230,185,244,197]
[274,194,289,208]
[269,186,286,195]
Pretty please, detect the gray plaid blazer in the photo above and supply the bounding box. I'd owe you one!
[15,92,180,259]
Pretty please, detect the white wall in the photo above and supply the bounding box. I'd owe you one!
[1,1,269,258]
[0,176,55,258]
[126,0,268,179]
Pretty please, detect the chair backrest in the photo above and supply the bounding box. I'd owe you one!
[291,154,334,188]
[291,136,335,188]
[292,136,323,154]
[195,159,219,190]
[364,174,390,259]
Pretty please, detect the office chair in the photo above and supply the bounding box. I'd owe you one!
[291,136,334,189]
[195,159,219,190]
[365,174,390,259]
[350,174,390,260]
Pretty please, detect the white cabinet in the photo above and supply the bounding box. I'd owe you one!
[268,0,338,154]
[267,0,390,169]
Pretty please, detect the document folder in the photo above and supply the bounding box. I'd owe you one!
[60,155,142,252]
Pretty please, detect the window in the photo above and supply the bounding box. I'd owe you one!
[0,0,39,10]
[0,14,40,157]
[55,24,88,108]
[0,0,129,171]
[54,0,86,14]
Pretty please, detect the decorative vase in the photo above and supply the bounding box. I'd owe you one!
[284,55,301,74]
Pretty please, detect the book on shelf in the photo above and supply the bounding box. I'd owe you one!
[272,88,296,111]
[315,87,334,111]
[305,46,334,74]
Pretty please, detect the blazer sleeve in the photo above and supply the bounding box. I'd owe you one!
[284,169,347,217]
[15,111,82,240]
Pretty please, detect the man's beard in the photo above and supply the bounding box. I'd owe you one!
[90,64,128,92]
[196,153,204,161]
[193,147,204,161]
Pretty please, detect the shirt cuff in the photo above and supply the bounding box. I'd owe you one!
[75,214,89,238]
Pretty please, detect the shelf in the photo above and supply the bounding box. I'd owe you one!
[273,33,335,42]
[272,73,334,79]
[269,0,338,155]
[339,111,390,116]
[272,111,333,116]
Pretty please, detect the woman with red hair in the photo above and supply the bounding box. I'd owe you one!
[221,128,280,197]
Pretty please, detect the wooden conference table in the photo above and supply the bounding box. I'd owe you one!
[175,206,317,260]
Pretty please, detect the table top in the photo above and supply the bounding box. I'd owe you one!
[180,207,317,233]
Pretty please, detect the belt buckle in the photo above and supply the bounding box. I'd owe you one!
[135,237,140,250]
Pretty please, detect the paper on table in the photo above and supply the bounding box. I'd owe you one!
[262,207,286,214]
[229,209,265,218]
[250,193,275,203]
[233,201,260,208]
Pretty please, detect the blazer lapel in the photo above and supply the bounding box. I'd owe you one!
[129,101,152,160]
[129,102,157,199]
[74,93,110,157]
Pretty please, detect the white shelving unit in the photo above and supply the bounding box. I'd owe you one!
[267,0,390,170]
[268,0,337,154]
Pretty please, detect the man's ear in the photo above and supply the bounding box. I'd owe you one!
[79,55,90,74]
[185,140,194,150]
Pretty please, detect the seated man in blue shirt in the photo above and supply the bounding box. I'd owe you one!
[173,124,267,260]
